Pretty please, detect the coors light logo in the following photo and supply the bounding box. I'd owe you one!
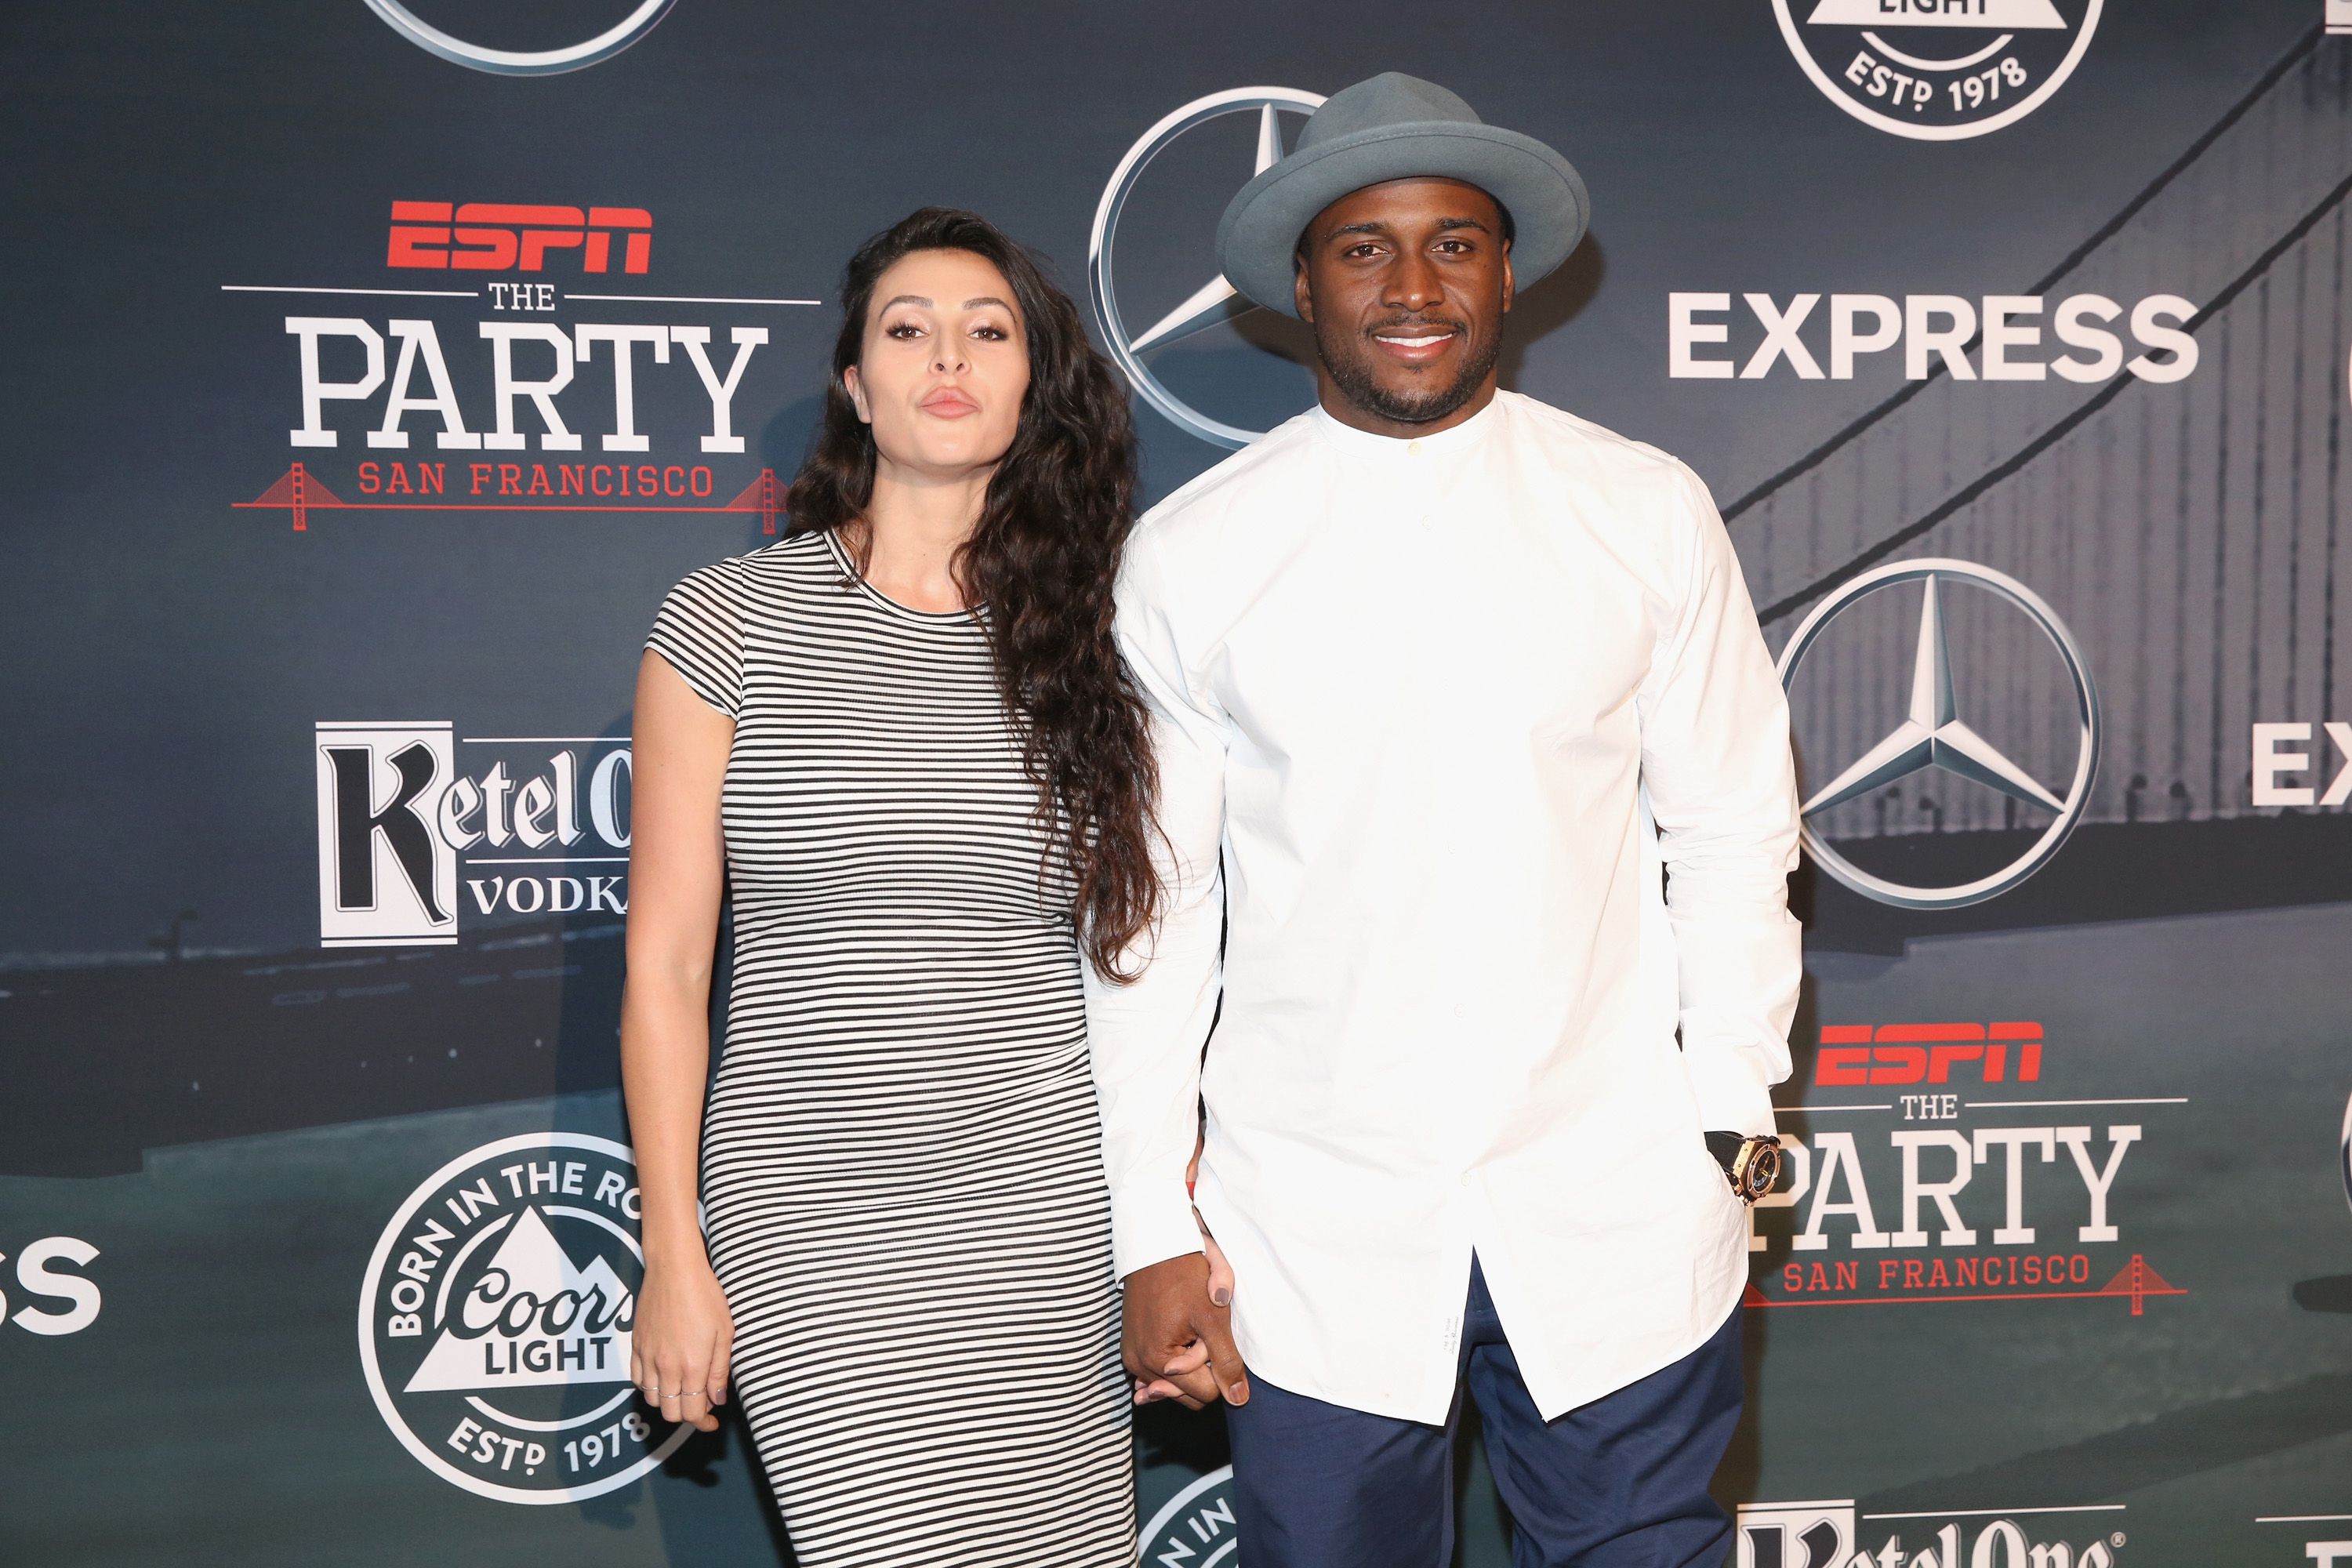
[358,1132,690,1502]
[1769,0,2103,141]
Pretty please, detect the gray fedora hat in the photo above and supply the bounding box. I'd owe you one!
[1215,72,1589,320]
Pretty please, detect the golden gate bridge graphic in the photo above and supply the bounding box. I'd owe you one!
[1731,23,2351,839]
[234,461,785,534]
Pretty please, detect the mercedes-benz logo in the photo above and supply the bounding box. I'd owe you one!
[364,0,676,76]
[1088,88,1325,450]
[1776,557,2100,909]
[2339,1088,2351,1218]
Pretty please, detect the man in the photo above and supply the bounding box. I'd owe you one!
[1087,73,1800,1566]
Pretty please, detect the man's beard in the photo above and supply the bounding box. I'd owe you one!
[1312,314,1502,426]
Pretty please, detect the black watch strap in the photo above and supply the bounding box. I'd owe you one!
[1702,1130,1745,1174]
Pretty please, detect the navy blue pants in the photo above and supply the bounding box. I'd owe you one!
[1224,1260,1744,1568]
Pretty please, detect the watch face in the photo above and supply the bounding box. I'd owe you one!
[1742,1142,1782,1201]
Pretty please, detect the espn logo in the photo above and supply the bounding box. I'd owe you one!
[387,202,651,273]
[1814,1022,2044,1087]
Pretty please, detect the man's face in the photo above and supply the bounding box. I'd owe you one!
[1293,177,1514,433]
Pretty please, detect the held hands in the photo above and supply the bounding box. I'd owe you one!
[630,1250,735,1434]
[1124,1230,1247,1411]
[1132,1129,1243,1408]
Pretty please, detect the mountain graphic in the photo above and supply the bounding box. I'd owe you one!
[404,1206,636,1392]
[1806,0,2066,27]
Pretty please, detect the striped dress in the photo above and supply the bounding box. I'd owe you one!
[646,529,1134,1566]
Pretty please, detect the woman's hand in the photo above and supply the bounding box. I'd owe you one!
[631,1250,735,1433]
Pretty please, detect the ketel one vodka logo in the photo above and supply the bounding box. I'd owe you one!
[1737,1500,2127,1568]
[314,722,630,946]
[358,1133,691,1502]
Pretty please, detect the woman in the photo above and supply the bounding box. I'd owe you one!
[621,208,1160,1565]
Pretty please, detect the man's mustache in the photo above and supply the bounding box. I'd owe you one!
[1362,316,1468,337]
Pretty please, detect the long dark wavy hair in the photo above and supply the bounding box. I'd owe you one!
[786,207,1161,982]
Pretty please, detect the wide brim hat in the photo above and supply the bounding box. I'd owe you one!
[1216,72,1590,320]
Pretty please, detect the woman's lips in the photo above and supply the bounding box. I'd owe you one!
[920,388,980,417]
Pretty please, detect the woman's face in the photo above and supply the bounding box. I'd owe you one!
[844,249,1029,482]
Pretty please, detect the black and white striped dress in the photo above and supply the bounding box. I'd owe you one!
[646,529,1134,1566]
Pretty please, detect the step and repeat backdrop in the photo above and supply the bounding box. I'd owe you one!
[3,2,2350,1564]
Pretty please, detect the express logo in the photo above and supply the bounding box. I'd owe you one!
[364,0,675,77]
[387,201,652,274]
[0,1236,101,1336]
[2249,721,2352,808]
[1777,559,2099,910]
[1090,88,1324,450]
[314,723,631,948]
[1669,292,2198,384]
[1770,0,2103,141]
[358,1133,689,1502]
[1139,1465,1239,1566]
[1737,1500,2125,1568]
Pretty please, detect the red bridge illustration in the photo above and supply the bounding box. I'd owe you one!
[236,462,784,534]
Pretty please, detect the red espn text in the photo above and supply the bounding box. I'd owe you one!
[387,202,652,274]
[1816,1022,2043,1086]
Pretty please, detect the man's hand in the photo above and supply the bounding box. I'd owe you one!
[1134,1217,1236,1406]
[1122,1252,1249,1411]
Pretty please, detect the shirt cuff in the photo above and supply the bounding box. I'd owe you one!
[1109,1178,1204,1281]
[1685,1048,1781,1138]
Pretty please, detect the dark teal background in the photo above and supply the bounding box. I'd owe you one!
[1,3,2347,1564]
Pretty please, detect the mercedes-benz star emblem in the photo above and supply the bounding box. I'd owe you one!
[1776,558,2100,910]
[364,0,677,76]
[2339,1088,2351,1218]
[1089,88,1325,450]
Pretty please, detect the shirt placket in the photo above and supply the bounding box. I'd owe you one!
[1403,434,1444,532]
[1392,434,1491,1389]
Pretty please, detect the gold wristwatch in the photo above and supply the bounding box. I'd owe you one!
[1704,1131,1783,1205]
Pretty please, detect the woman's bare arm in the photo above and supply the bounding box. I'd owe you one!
[621,649,735,1432]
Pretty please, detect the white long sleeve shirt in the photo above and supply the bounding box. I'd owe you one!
[1086,390,1802,1424]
